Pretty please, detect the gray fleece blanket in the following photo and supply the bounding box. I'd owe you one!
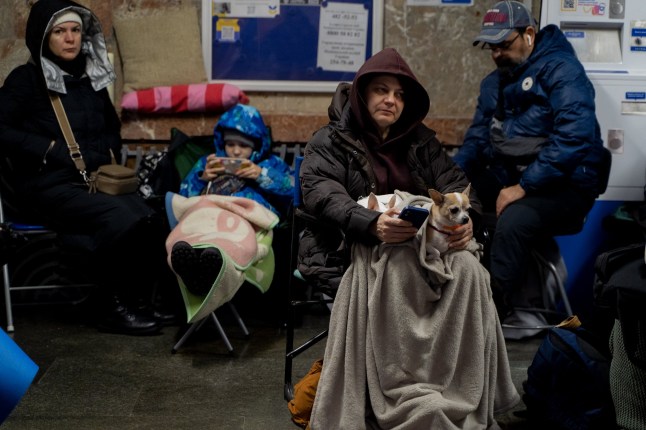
[310,193,520,430]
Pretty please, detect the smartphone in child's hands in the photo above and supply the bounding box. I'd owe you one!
[217,158,251,174]
[398,206,429,229]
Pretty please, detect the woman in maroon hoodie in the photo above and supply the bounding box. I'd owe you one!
[299,48,519,429]
[298,47,481,295]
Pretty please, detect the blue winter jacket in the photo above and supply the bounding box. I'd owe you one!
[454,24,610,198]
[179,104,294,218]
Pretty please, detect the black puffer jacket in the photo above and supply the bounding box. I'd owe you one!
[0,0,119,192]
[297,48,480,291]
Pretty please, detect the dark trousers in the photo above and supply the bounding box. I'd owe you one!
[471,170,595,298]
[21,183,171,304]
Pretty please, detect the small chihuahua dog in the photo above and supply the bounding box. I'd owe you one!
[357,188,471,254]
[426,184,471,255]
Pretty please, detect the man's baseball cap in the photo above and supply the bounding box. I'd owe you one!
[473,1,535,46]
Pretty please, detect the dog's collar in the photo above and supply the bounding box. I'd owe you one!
[429,224,458,235]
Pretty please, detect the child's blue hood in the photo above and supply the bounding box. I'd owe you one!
[213,104,271,164]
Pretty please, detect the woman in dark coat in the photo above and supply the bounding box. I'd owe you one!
[299,48,520,429]
[297,47,481,293]
[0,0,173,335]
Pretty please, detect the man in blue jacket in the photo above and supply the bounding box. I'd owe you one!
[454,1,611,318]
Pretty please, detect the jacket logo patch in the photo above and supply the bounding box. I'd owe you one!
[522,77,533,91]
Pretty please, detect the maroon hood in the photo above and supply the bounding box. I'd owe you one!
[349,47,430,147]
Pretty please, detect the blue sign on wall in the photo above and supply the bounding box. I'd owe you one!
[203,0,383,92]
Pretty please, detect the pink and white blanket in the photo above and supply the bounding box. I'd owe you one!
[165,193,279,323]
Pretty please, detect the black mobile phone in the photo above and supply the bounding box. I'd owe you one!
[398,206,429,229]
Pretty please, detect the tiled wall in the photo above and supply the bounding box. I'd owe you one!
[0,0,539,144]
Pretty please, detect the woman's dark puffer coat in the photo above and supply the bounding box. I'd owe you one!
[297,48,479,293]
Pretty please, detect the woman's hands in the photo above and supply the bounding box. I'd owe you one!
[369,207,419,243]
[446,218,474,250]
[369,208,475,248]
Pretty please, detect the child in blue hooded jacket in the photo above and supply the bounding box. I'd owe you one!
[179,103,294,219]
[169,104,294,299]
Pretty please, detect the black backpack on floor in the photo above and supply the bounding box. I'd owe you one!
[594,242,646,368]
[521,317,616,430]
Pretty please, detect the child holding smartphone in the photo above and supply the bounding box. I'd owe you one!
[179,103,294,218]
[166,104,294,319]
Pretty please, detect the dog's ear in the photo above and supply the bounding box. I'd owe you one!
[367,193,379,211]
[428,189,444,205]
[387,194,398,209]
[463,183,471,197]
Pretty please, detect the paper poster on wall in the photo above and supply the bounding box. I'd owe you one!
[215,18,241,42]
[317,2,369,72]
[556,0,608,16]
[202,0,383,92]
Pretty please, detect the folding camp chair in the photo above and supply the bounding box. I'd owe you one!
[165,128,251,354]
[283,156,338,401]
[1,158,95,333]
[171,302,250,354]
[478,212,580,338]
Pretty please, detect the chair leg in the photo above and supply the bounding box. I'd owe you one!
[171,316,209,353]
[3,263,15,333]
[209,312,233,353]
[227,302,249,338]
[501,247,572,332]
[284,298,330,401]
[284,296,296,401]
[172,304,248,354]
[533,251,573,316]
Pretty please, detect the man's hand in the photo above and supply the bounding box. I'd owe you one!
[496,184,525,216]
[369,207,419,243]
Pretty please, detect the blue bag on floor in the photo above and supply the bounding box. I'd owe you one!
[522,318,616,430]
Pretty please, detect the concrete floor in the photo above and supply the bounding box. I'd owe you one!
[2,286,545,430]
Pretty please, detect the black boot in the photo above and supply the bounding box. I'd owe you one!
[171,241,223,296]
[97,296,161,336]
[136,301,179,327]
